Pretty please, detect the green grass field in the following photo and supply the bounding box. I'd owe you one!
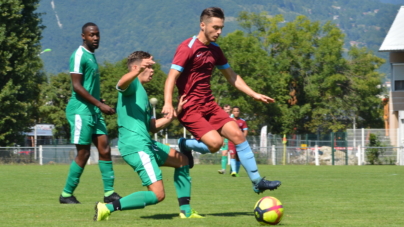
[1,164,403,226]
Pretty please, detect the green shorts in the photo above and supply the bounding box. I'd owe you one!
[120,140,170,186]
[66,113,107,145]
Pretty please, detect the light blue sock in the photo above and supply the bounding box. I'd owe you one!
[236,161,241,173]
[184,139,210,154]
[230,159,237,173]
[236,141,261,183]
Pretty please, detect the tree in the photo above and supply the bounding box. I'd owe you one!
[0,0,45,146]
[38,73,71,140]
[229,11,385,134]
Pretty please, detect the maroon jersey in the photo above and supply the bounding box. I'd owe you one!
[171,36,229,107]
[228,118,248,150]
[235,118,248,132]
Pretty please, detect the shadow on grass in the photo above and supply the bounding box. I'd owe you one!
[141,212,252,219]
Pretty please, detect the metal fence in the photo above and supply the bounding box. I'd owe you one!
[2,129,401,165]
[0,144,400,165]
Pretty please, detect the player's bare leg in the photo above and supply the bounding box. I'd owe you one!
[178,130,221,168]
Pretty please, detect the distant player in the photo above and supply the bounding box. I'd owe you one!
[162,7,281,194]
[94,51,203,221]
[60,22,121,204]
[218,104,231,174]
[228,106,246,177]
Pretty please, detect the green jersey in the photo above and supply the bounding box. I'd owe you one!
[66,46,101,115]
[117,78,153,156]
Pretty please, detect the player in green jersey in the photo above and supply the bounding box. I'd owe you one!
[94,51,203,221]
[60,22,121,204]
[218,104,231,174]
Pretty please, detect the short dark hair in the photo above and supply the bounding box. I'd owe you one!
[82,22,98,33]
[232,106,240,111]
[200,7,225,22]
[223,104,231,108]
[127,51,151,70]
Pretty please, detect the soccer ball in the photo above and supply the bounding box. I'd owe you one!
[254,196,284,225]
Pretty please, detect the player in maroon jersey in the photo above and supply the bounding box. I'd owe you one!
[228,106,247,177]
[162,7,280,194]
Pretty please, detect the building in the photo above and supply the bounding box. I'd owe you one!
[379,6,404,147]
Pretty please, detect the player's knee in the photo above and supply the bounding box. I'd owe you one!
[76,150,90,161]
[234,130,244,139]
[98,146,111,159]
[208,138,223,153]
[154,191,165,202]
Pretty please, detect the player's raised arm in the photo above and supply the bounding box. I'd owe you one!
[219,67,275,104]
[162,68,181,119]
[71,73,115,115]
[117,56,155,90]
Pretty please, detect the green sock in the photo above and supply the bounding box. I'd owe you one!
[98,160,115,193]
[106,191,158,213]
[221,156,228,170]
[174,165,192,216]
[62,161,84,196]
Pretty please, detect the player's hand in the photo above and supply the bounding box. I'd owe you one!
[138,56,155,73]
[161,104,175,119]
[99,103,116,115]
[252,93,275,104]
[176,95,187,116]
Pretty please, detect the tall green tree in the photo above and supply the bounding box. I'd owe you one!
[0,0,45,146]
[227,12,385,134]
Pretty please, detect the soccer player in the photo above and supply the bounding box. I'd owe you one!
[218,104,231,174]
[60,22,121,204]
[228,106,246,177]
[94,51,203,221]
[162,7,281,194]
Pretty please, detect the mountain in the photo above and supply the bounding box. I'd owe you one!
[36,0,404,76]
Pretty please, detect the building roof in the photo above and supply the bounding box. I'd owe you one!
[379,6,404,52]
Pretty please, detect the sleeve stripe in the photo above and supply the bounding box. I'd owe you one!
[116,80,127,92]
[188,36,197,48]
[171,64,184,72]
[216,63,230,70]
[73,47,84,73]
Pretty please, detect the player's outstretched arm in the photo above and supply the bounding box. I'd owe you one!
[150,95,187,133]
[71,73,115,115]
[219,67,275,104]
[117,57,155,90]
[162,68,181,119]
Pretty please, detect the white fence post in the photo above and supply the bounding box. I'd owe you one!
[357,145,361,166]
[315,145,319,166]
[271,145,276,165]
[39,145,43,165]
[362,145,366,165]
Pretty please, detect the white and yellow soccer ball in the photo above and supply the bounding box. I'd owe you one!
[253,196,284,225]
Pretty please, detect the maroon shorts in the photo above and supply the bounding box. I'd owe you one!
[228,141,236,155]
[178,101,234,140]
